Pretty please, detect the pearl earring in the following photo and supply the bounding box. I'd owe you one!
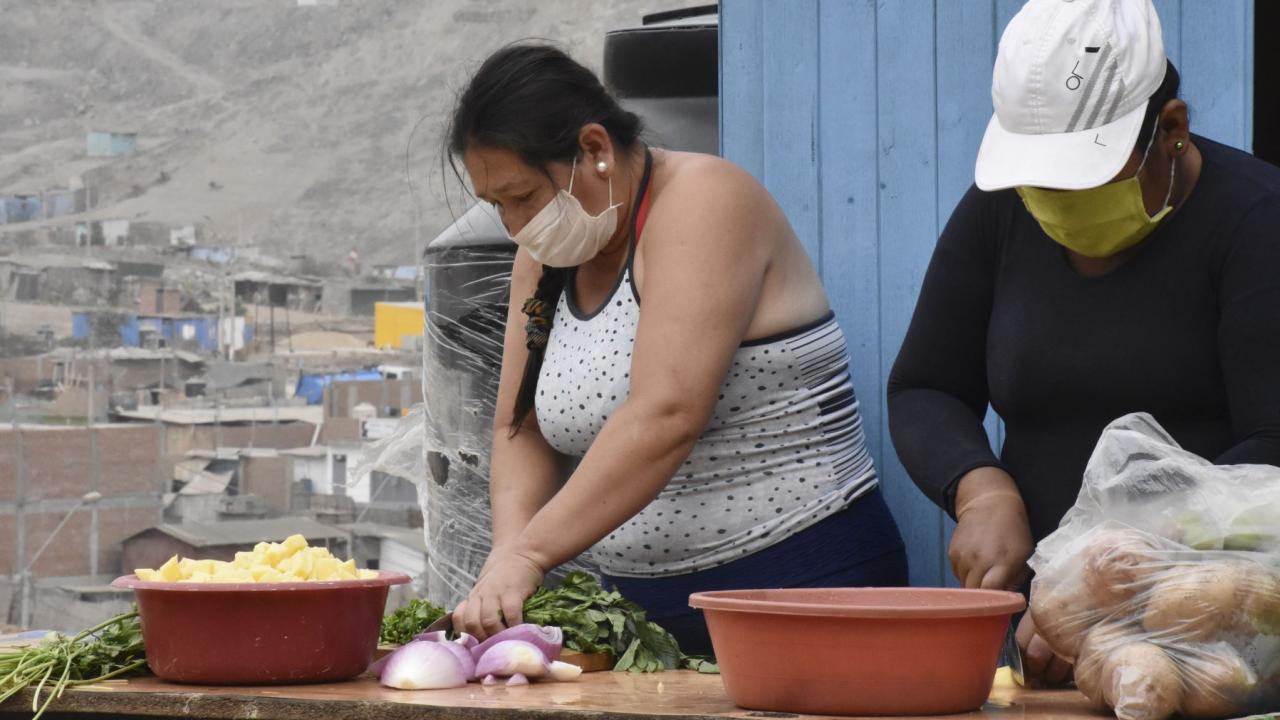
[596,161,608,173]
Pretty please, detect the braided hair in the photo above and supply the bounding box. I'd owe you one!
[447,44,643,433]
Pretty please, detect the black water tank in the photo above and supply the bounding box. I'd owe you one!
[604,5,719,155]
[421,202,514,606]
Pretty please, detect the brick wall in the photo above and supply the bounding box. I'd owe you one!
[240,455,294,513]
[0,424,164,578]
[324,379,421,419]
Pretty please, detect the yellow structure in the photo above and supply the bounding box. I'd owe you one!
[374,301,424,350]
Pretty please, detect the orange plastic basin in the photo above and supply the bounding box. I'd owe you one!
[689,587,1025,716]
[112,571,409,685]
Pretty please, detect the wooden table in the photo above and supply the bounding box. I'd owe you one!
[0,670,1107,720]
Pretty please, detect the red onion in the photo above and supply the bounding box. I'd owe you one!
[475,640,550,679]
[471,624,563,663]
[379,640,469,690]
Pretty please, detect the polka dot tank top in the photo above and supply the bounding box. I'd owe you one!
[535,240,879,578]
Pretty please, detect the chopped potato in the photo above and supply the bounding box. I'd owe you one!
[133,534,381,584]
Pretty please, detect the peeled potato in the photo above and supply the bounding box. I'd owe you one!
[1177,643,1256,719]
[133,535,378,584]
[1142,564,1248,641]
[1081,528,1161,608]
[1103,642,1182,720]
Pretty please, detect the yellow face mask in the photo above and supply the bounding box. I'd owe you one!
[1016,121,1175,259]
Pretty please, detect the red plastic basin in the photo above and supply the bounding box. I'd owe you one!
[690,587,1025,716]
[112,571,409,685]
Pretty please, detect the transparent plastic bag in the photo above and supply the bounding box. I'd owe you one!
[1028,413,1280,720]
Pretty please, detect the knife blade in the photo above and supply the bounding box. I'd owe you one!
[424,612,454,634]
[1001,619,1025,686]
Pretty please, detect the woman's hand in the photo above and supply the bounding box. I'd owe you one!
[1016,609,1074,687]
[948,467,1033,590]
[455,550,546,640]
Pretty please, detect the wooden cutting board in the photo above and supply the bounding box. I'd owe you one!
[373,645,614,673]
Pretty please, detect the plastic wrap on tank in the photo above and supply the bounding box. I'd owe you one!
[418,201,598,609]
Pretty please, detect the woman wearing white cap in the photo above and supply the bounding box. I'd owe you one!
[888,0,1280,684]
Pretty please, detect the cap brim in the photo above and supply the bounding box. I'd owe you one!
[974,102,1147,191]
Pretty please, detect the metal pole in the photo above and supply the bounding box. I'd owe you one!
[21,492,101,626]
[155,409,166,525]
[9,380,26,626]
[87,364,100,583]
[216,276,225,360]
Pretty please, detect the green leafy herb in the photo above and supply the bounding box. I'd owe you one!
[379,598,446,645]
[681,656,720,673]
[0,610,149,720]
[377,572,721,674]
[524,571,704,673]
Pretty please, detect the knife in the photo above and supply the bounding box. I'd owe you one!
[1001,620,1025,686]
[424,612,454,634]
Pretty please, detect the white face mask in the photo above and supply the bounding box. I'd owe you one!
[511,156,621,268]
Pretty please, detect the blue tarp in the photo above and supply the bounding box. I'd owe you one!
[295,370,383,405]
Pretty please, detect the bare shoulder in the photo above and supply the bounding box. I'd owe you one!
[647,151,782,231]
[654,152,769,201]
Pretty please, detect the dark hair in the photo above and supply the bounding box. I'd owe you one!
[447,44,643,434]
[1133,60,1181,152]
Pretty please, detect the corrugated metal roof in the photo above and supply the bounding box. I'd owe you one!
[41,347,205,365]
[231,270,322,287]
[340,522,427,553]
[0,254,114,271]
[116,405,323,425]
[138,518,347,548]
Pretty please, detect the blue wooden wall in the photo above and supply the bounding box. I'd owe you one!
[720,0,1255,587]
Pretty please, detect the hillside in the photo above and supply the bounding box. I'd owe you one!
[0,0,649,265]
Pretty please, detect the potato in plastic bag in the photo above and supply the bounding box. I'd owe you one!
[1027,413,1280,720]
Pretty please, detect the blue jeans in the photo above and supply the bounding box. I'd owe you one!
[603,487,908,656]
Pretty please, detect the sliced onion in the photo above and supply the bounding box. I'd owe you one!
[482,674,499,686]
[435,636,478,680]
[471,624,563,663]
[410,631,480,679]
[475,640,550,679]
[506,673,530,687]
[454,632,479,650]
[380,640,469,690]
[548,660,583,682]
[367,653,392,677]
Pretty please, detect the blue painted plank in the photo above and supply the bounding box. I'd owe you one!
[817,0,882,493]
[1242,0,1254,152]
[1179,0,1251,149]
[761,0,822,260]
[1152,0,1181,67]
[936,1,995,233]
[720,0,766,177]
[994,0,1023,48]
[939,0,999,590]
[876,0,945,588]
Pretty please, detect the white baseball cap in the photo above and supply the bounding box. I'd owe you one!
[975,0,1167,191]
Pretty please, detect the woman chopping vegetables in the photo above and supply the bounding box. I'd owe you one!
[448,44,907,653]
[888,0,1280,685]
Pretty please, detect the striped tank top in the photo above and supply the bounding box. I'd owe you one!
[535,260,879,577]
